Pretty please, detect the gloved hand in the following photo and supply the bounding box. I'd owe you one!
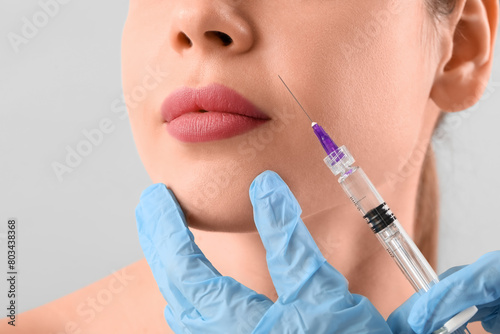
[136,170,392,333]
[388,251,500,334]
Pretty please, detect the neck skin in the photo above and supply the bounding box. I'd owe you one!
[190,161,421,318]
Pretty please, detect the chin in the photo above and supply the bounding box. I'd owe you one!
[185,207,257,232]
[162,171,259,233]
[182,192,257,233]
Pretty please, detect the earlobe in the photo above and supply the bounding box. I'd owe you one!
[430,0,499,112]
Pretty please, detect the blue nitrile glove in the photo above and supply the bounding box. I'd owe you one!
[387,251,500,334]
[136,170,393,333]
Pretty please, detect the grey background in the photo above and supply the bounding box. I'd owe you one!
[0,0,499,314]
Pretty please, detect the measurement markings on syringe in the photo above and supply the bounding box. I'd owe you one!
[350,196,367,207]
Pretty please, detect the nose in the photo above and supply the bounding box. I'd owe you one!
[169,2,255,55]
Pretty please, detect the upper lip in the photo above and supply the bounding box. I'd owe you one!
[161,83,270,122]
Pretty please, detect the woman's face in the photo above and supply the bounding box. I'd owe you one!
[122,1,440,232]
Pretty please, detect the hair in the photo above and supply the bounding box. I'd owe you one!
[426,0,457,16]
[413,143,440,269]
[414,0,457,268]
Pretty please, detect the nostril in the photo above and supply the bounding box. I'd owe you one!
[177,32,192,47]
[204,31,233,46]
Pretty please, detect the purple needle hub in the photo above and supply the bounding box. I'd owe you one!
[312,122,339,155]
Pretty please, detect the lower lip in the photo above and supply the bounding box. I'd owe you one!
[165,111,269,143]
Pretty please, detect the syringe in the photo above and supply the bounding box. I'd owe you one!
[278,75,478,334]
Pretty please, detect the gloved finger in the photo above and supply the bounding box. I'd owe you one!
[136,184,223,313]
[164,305,191,334]
[388,264,486,334]
[385,265,464,333]
[136,184,273,326]
[249,170,347,302]
[437,265,466,280]
[386,293,420,334]
[181,276,273,333]
[471,304,500,333]
[408,251,500,333]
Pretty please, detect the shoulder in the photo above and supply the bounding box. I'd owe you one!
[1,259,173,333]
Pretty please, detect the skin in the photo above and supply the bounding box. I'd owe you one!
[2,0,497,333]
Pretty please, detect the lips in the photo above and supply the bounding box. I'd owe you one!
[161,83,270,143]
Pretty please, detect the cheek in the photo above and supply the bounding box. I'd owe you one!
[273,2,430,188]
[121,9,175,177]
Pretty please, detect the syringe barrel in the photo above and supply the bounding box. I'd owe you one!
[374,219,439,292]
[325,148,439,292]
[323,146,476,333]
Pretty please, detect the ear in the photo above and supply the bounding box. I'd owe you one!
[430,0,499,112]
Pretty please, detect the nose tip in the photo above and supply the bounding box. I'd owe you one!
[169,4,254,55]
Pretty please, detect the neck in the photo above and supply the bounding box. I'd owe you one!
[191,164,421,318]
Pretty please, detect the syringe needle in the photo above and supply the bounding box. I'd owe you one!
[278,75,313,123]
